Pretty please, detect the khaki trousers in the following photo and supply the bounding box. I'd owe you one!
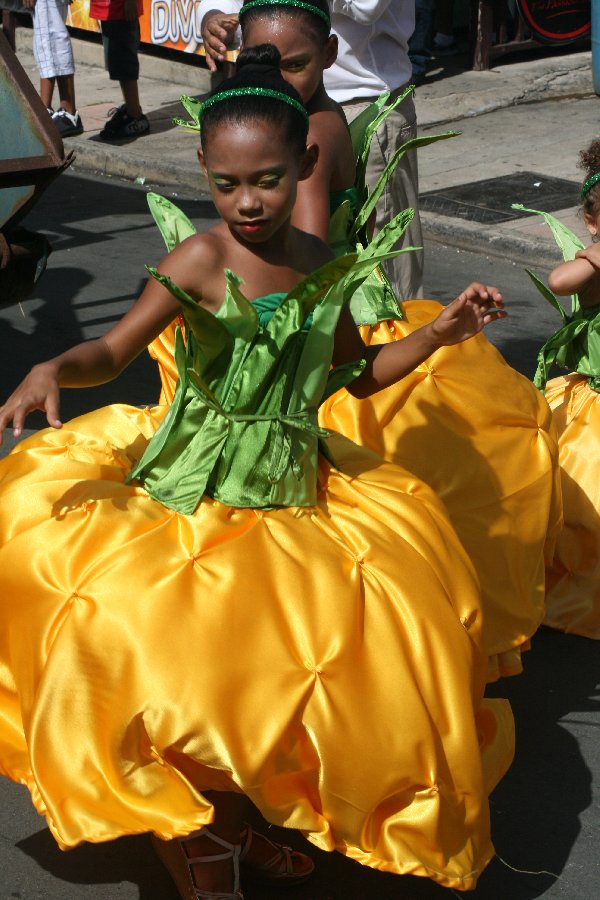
[342,86,423,300]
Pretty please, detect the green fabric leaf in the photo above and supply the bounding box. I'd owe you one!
[147,193,197,253]
[524,268,567,323]
[352,131,460,239]
[511,204,584,262]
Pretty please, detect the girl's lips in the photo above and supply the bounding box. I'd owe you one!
[238,220,268,232]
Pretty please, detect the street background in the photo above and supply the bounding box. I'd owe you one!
[0,21,598,900]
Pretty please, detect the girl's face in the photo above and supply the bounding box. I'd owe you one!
[198,118,316,244]
[242,17,337,105]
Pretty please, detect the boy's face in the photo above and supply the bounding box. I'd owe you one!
[242,16,337,105]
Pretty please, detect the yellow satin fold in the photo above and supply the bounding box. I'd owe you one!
[0,403,513,890]
[319,302,561,678]
[543,373,600,638]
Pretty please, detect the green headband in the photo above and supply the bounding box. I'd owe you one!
[239,0,331,27]
[581,172,600,200]
[201,86,309,125]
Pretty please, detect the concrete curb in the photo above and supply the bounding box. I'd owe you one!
[421,212,558,269]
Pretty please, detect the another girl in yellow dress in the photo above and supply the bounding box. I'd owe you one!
[0,53,514,898]
[151,0,562,681]
[515,139,600,640]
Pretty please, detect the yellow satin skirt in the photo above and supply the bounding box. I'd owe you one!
[150,302,561,679]
[0,403,513,890]
[320,302,561,679]
[543,373,600,638]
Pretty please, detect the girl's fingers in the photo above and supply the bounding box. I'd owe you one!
[45,392,62,429]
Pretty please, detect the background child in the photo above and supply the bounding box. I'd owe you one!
[0,53,512,898]
[520,139,600,640]
[90,0,149,139]
[23,0,83,136]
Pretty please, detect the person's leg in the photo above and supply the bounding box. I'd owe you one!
[56,72,76,114]
[343,89,424,300]
[32,0,76,108]
[408,0,434,81]
[120,79,143,120]
[99,18,149,138]
[39,76,55,110]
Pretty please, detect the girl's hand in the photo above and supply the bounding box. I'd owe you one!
[575,244,600,270]
[431,283,506,346]
[201,13,239,71]
[0,363,62,445]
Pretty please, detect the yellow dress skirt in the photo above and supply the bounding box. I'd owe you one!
[152,300,561,681]
[543,373,600,638]
[0,403,513,891]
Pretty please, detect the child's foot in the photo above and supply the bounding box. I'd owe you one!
[98,104,150,141]
[152,828,244,898]
[239,823,314,885]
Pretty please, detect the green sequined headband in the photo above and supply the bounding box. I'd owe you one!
[239,0,331,27]
[201,86,309,125]
[581,172,600,200]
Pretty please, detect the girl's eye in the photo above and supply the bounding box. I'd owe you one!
[259,178,280,189]
[213,181,235,192]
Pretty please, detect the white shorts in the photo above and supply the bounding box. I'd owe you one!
[31,0,75,79]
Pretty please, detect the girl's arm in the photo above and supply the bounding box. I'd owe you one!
[333,283,505,398]
[548,246,600,307]
[0,238,211,442]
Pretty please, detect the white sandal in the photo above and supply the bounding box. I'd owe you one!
[151,827,244,900]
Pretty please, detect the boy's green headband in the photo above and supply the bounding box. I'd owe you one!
[581,172,600,200]
[201,86,309,125]
[239,0,331,28]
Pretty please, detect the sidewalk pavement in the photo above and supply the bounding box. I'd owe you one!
[13,27,598,268]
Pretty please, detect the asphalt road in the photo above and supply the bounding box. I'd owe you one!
[0,171,597,900]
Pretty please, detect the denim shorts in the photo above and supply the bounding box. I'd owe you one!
[101,19,140,82]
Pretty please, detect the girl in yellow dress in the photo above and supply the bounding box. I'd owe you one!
[0,55,513,897]
[151,0,562,681]
[515,139,600,640]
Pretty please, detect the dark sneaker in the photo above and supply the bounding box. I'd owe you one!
[52,108,84,137]
[98,104,150,140]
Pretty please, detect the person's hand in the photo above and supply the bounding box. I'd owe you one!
[575,244,600,270]
[431,283,506,346]
[0,363,62,445]
[202,12,239,72]
[123,0,138,21]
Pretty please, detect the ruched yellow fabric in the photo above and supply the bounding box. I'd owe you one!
[543,373,600,638]
[0,403,513,891]
[318,302,562,680]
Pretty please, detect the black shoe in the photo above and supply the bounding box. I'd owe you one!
[98,104,150,140]
[52,108,84,137]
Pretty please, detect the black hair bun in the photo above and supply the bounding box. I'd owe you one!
[236,44,282,77]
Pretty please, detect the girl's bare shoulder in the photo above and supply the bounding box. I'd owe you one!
[156,225,230,307]
[289,226,335,273]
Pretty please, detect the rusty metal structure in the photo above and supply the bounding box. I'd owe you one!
[0,26,72,306]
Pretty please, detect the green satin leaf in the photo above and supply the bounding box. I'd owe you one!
[321,358,367,404]
[534,318,589,390]
[525,268,568,323]
[349,91,391,159]
[174,94,202,131]
[352,131,460,239]
[513,204,584,315]
[511,204,584,262]
[147,267,233,373]
[329,200,353,254]
[355,89,412,200]
[218,270,260,343]
[147,193,197,253]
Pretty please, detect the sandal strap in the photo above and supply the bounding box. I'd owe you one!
[239,823,294,874]
[181,827,242,897]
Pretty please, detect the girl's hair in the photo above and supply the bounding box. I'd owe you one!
[200,43,309,156]
[239,0,331,45]
[579,139,600,219]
